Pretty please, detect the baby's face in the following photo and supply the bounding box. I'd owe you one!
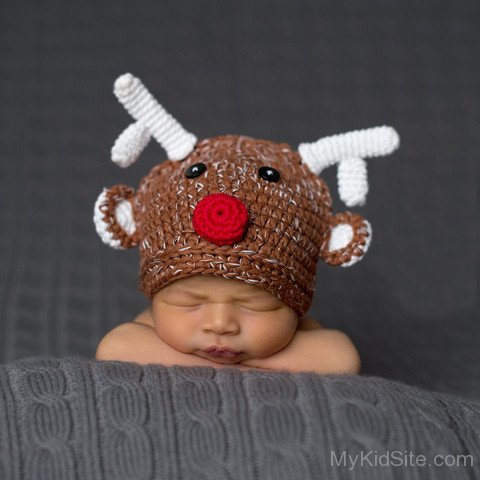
[151,275,298,365]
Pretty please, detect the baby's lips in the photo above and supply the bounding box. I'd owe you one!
[192,193,249,246]
[204,345,242,358]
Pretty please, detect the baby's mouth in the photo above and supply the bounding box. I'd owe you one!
[204,346,242,358]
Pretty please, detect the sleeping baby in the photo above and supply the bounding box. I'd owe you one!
[93,73,399,374]
[96,275,360,373]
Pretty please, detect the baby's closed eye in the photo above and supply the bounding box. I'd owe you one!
[237,304,281,312]
[170,302,280,312]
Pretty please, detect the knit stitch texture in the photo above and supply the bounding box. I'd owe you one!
[95,135,377,317]
[0,356,479,479]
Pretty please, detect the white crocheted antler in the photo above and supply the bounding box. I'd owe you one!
[298,126,400,207]
[111,73,197,167]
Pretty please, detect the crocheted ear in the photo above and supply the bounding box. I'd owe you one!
[93,185,140,250]
[320,212,372,267]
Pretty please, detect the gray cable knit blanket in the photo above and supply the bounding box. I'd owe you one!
[0,356,478,479]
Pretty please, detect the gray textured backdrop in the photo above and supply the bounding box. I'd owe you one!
[0,0,478,400]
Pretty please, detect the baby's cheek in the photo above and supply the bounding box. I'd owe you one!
[154,316,187,350]
[248,320,296,357]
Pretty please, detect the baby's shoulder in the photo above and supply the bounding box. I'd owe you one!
[95,321,154,361]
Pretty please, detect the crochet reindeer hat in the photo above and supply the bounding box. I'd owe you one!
[93,73,400,317]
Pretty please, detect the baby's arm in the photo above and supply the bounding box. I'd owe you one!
[240,328,361,375]
[96,322,211,367]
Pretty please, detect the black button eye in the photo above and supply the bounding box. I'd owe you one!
[185,163,207,178]
[258,166,280,182]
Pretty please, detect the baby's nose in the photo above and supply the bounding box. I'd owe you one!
[202,316,240,335]
[192,193,249,246]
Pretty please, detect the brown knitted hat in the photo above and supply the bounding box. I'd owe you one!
[93,74,400,317]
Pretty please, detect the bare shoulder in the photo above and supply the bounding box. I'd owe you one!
[95,321,178,365]
[95,306,155,360]
[302,328,361,374]
[95,321,154,361]
[315,329,361,373]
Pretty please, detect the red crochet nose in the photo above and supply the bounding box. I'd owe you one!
[192,193,249,246]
